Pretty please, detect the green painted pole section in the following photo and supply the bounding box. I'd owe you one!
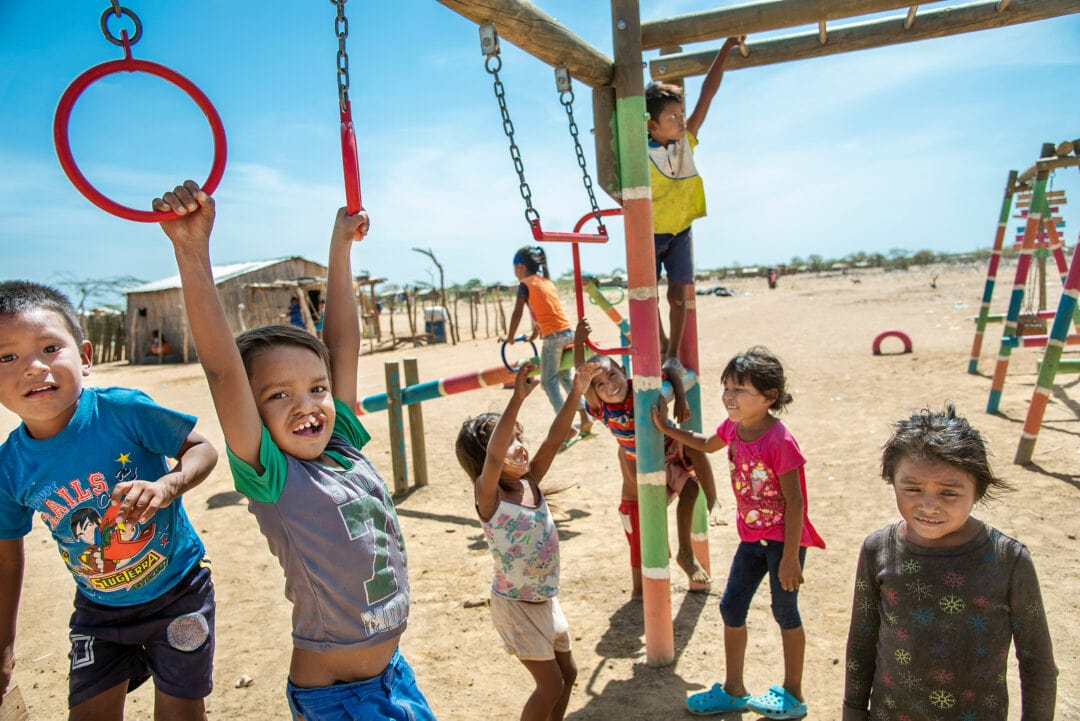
[614,95,651,188]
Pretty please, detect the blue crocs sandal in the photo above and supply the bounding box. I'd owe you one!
[746,685,807,720]
[686,683,751,715]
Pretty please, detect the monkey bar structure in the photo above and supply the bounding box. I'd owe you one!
[435,0,1079,669]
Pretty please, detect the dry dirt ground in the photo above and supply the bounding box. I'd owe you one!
[3,264,1078,720]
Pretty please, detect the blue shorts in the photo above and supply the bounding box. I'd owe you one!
[68,560,215,707]
[654,226,694,285]
[286,648,436,721]
[719,540,806,630]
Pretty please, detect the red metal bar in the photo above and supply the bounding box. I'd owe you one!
[340,100,364,225]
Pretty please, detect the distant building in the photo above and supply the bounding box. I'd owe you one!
[125,256,327,364]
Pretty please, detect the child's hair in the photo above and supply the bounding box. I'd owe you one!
[512,246,549,279]
[0,280,85,344]
[645,82,684,122]
[456,413,521,481]
[881,404,1009,502]
[235,324,332,381]
[720,346,792,413]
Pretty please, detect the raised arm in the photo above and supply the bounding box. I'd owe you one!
[156,181,264,469]
[530,361,602,482]
[475,363,537,520]
[686,36,742,138]
[323,208,370,408]
[504,291,528,344]
[0,538,24,704]
[651,397,726,453]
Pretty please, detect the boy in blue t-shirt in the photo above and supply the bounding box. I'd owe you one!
[0,281,219,719]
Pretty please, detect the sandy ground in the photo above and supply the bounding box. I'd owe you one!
[3,264,1078,720]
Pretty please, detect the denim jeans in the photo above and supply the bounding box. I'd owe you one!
[540,329,583,415]
[286,649,435,721]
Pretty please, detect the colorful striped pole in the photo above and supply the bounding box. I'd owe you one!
[612,0,674,667]
[988,144,1055,414]
[680,276,713,592]
[1015,245,1080,464]
[969,170,1018,374]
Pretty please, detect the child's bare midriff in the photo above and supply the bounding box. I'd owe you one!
[289,636,399,687]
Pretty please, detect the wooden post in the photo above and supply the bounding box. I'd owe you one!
[384,361,409,496]
[612,0,674,668]
[592,84,620,202]
[403,358,428,488]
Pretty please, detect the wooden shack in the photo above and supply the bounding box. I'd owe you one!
[125,256,327,364]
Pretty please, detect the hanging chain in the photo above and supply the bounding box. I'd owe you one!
[332,0,351,113]
[481,24,539,227]
[99,0,142,53]
[556,65,605,232]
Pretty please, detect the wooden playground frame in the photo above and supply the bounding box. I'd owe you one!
[429,0,1079,668]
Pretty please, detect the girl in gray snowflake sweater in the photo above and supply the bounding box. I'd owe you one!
[843,405,1056,721]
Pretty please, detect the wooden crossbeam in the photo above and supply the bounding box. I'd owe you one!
[434,0,612,88]
[641,0,948,49]
[649,0,1080,80]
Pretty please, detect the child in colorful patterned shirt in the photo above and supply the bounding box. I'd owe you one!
[456,360,600,721]
[652,346,824,719]
[575,318,717,597]
[842,404,1056,720]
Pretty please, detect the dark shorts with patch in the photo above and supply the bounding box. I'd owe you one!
[68,560,215,707]
[654,226,694,285]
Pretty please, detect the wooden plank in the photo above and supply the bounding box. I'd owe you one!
[0,687,30,721]
[649,0,1080,80]
[403,358,428,489]
[642,0,950,50]
[434,0,612,88]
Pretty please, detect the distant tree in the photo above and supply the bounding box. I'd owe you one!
[911,250,936,266]
[55,273,144,315]
[868,253,886,268]
[807,254,824,272]
[887,247,910,260]
[789,256,804,268]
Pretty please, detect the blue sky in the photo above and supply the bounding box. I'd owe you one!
[1,2,1078,302]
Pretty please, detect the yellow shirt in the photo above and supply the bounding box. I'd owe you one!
[648,131,706,235]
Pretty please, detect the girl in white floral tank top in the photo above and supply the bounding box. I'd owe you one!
[456,360,602,721]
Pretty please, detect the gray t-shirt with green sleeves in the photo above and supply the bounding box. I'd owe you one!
[228,399,408,653]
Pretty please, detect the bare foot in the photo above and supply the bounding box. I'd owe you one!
[676,547,711,585]
[564,426,578,443]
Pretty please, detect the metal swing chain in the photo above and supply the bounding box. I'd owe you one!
[99,0,142,55]
[481,25,540,227]
[331,0,351,113]
[556,66,605,233]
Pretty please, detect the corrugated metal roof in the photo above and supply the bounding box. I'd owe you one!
[126,256,324,293]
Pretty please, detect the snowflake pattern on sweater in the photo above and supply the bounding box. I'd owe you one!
[843,522,1056,721]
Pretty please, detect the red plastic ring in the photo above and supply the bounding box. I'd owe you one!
[53,58,227,222]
